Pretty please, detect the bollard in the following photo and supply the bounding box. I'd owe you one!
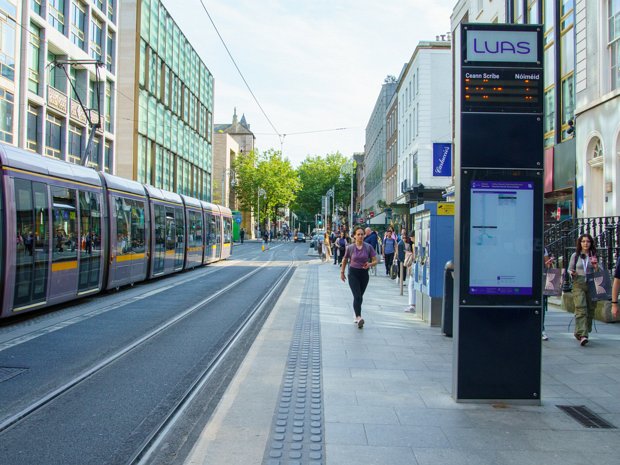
[441,260,454,337]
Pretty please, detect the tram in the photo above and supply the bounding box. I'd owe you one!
[0,143,232,319]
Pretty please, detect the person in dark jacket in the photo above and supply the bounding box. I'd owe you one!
[363,227,378,251]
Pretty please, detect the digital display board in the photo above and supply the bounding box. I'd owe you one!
[462,68,541,112]
[469,181,534,296]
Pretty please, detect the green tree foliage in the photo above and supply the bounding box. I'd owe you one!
[293,153,354,228]
[232,149,301,230]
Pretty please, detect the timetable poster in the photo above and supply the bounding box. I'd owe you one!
[469,181,534,295]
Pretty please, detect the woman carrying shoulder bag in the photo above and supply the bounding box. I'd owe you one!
[568,233,599,346]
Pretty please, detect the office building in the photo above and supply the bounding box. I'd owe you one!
[117,0,214,200]
[12,0,118,171]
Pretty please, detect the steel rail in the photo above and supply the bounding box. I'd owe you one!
[0,261,270,434]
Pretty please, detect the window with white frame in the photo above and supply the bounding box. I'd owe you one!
[49,0,65,34]
[610,0,620,90]
[90,16,103,62]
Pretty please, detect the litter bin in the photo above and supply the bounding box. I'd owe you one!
[441,260,454,337]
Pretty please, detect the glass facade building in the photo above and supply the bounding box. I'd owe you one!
[118,0,214,201]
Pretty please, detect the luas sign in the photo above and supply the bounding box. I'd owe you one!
[466,29,538,63]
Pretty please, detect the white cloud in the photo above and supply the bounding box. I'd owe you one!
[162,0,455,166]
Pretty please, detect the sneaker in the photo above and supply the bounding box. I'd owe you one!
[542,332,549,341]
[580,336,589,346]
[357,318,364,329]
[404,305,416,313]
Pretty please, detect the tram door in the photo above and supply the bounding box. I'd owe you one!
[50,186,79,301]
[153,204,166,275]
[78,191,102,292]
[13,179,49,310]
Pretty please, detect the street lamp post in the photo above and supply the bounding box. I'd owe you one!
[341,159,355,229]
[257,187,266,238]
[222,168,236,208]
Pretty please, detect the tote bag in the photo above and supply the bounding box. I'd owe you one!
[543,268,563,296]
[587,266,612,301]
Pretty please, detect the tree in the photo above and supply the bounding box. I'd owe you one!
[293,152,353,229]
[232,149,301,231]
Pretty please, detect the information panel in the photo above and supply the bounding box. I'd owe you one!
[469,181,534,296]
[463,68,541,113]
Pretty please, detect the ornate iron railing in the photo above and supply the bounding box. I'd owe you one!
[544,216,620,291]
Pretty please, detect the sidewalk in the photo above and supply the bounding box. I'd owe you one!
[186,258,620,465]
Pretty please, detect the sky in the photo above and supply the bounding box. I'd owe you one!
[161,0,456,167]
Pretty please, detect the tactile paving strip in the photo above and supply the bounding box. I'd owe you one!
[263,266,324,465]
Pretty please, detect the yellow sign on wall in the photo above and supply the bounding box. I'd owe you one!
[437,202,455,216]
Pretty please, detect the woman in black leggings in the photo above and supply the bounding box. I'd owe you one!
[340,226,378,328]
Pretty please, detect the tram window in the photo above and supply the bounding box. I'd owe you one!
[165,207,175,251]
[188,210,202,248]
[154,204,166,251]
[14,179,49,307]
[223,218,232,244]
[207,213,216,246]
[115,197,130,255]
[52,186,78,262]
[174,207,184,268]
[78,191,102,254]
[130,200,145,253]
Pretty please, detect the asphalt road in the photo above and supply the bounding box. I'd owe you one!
[0,240,313,465]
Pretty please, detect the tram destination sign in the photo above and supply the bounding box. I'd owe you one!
[462,68,542,113]
[461,24,543,114]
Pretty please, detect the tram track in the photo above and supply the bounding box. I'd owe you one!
[0,258,284,435]
[130,261,295,465]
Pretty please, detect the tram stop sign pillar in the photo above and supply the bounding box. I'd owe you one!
[453,23,544,403]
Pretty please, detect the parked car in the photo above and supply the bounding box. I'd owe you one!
[294,232,306,243]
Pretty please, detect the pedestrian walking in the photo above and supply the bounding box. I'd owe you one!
[323,231,332,263]
[611,257,620,319]
[383,228,397,276]
[567,233,599,346]
[404,231,416,312]
[542,247,554,340]
[340,226,378,328]
[240,228,245,244]
[335,231,347,265]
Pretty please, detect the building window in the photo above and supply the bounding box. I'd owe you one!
[27,104,40,152]
[31,0,42,16]
[28,23,41,94]
[561,76,574,140]
[0,88,13,143]
[49,0,66,34]
[94,0,103,12]
[543,88,555,146]
[45,113,63,159]
[89,17,102,62]
[0,12,16,81]
[105,141,112,173]
[107,0,115,23]
[70,1,86,49]
[610,0,620,90]
[68,123,83,164]
[527,0,539,24]
[48,51,59,89]
[105,80,113,132]
[106,31,114,72]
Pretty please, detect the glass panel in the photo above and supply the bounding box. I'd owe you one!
[78,190,102,291]
[28,23,40,94]
[14,179,50,308]
[49,0,65,34]
[0,88,14,143]
[131,200,145,254]
[175,207,184,269]
[52,186,78,264]
[27,104,39,152]
[70,0,85,48]
[223,217,232,245]
[154,204,165,273]
[115,196,130,256]
[45,113,63,159]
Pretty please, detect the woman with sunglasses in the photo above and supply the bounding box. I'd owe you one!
[567,233,599,346]
[341,226,378,328]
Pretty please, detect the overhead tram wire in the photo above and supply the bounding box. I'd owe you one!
[197,0,282,139]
